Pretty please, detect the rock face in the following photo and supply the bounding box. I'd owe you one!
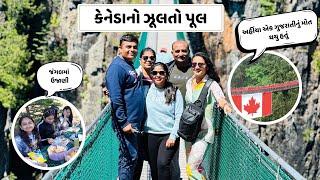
[57,0,126,125]
[197,0,319,179]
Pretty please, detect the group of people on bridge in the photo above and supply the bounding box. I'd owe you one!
[105,34,232,180]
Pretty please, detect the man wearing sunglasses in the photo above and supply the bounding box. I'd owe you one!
[106,34,145,180]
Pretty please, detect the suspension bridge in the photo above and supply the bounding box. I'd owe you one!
[231,80,299,95]
[42,1,305,179]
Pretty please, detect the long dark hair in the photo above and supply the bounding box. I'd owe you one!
[192,52,220,83]
[62,106,73,124]
[18,114,41,148]
[151,62,177,104]
[140,47,156,58]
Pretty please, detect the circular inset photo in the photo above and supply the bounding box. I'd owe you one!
[11,96,86,170]
[228,51,302,125]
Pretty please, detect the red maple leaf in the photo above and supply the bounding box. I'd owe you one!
[244,97,260,116]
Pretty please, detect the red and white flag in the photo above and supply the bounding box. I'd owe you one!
[232,92,272,118]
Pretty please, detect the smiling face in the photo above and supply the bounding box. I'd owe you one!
[171,41,189,63]
[192,55,208,80]
[151,65,167,88]
[119,41,138,61]
[20,117,35,134]
[140,50,155,70]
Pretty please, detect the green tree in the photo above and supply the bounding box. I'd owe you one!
[1,1,49,178]
[231,54,299,122]
[260,0,277,16]
[0,21,32,108]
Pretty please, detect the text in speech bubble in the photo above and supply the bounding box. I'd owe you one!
[37,62,83,96]
[237,10,317,62]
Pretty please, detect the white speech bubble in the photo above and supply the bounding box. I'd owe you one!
[238,10,317,62]
[37,62,83,96]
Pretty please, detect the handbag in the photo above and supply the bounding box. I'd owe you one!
[178,79,213,142]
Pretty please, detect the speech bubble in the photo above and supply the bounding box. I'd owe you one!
[237,10,317,62]
[37,62,83,96]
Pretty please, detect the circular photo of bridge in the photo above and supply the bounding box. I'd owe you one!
[11,96,86,170]
[227,51,302,125]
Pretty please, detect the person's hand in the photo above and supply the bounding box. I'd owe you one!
[223,104,232,113]
[122,124,133,134]
[165,139,175,148]
[48,138,54,144]
[218,98,232,113]
[103,87,109,97]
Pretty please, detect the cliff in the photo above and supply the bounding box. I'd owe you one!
[200,0,319,179]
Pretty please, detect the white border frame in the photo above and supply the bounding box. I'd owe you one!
[227,51,302,125]
[11,96,86,170]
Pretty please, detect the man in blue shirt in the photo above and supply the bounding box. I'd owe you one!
[106,34,145,180]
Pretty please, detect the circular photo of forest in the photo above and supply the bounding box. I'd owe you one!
[11,96,86,170]
[227,51,302,125]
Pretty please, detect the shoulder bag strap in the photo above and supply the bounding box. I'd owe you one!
[197,79,213,107]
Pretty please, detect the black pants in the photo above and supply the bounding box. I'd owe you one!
[146,133,180,180]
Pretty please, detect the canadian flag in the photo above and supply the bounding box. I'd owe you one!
[232,92,272,119]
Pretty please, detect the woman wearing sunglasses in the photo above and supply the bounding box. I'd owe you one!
[135,47,157,178]
[137,47,157,93]
[143,62,184,180]
[185,52,231,179]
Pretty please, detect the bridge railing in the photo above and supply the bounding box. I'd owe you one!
[43,103,305,180]
[202,105,305,180]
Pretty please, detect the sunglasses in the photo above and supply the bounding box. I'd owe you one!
[191,62,206,68]
[151,70,166,76]
[142,56,155,61]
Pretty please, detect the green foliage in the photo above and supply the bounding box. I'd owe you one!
[50,12,60,28]
[4,0,45,33]
[83,74,89,86]
[232,54,297,88]
[25,98,62,123]
[256,89,298,122]
[129,0,143,3]
[303,128,314,142]
[312,50,320,73]
[260,0,277,16]
[231,53,299,121]
[35,37,68,63]
[0,21,32,108]
[8,172,17,180]
[0,0,50,108]
[34,12,67,63]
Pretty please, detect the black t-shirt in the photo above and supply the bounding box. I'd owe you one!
[167,60,193,98]
[38,121,55,146]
